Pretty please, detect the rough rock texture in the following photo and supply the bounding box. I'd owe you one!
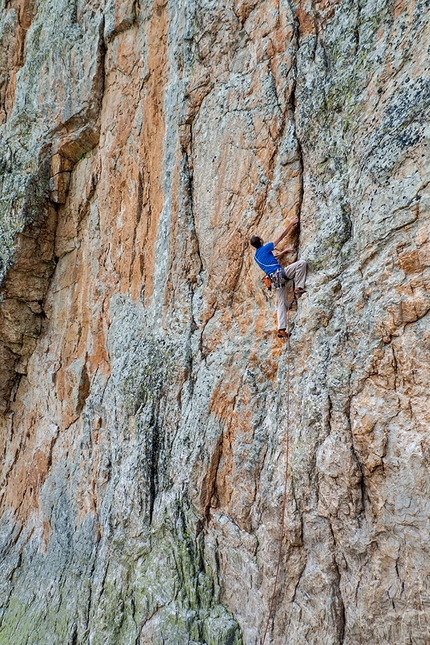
[0,0,429,644]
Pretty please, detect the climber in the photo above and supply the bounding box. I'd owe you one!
[250,218,307,338]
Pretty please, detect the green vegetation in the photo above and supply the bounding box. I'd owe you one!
[119,336,175,415]
[0,495,242,645]
[89,499,242,645]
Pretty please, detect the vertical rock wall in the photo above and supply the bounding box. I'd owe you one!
[0,1,429,643]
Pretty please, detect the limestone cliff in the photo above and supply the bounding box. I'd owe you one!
[0,1,429,643]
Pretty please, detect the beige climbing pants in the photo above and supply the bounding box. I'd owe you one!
[276,259,307,330]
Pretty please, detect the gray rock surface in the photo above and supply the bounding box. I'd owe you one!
[0,0,429,643]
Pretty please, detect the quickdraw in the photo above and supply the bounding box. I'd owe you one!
[262,269,286,291]
[270,269,285,290]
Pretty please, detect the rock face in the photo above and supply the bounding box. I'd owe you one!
[0,0,429,643]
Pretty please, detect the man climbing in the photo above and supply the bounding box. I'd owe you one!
[250,217,307,338]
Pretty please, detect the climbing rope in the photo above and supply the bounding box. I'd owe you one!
[261,305,291,645]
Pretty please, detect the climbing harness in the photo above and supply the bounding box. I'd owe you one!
[270,269,286,290]
[262,269,288,292]
[261,306,291,645]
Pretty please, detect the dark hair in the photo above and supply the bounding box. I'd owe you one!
[250,235,262,248]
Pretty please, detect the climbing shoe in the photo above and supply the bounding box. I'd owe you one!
[277,329,289,338]
[294,287,307,297]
